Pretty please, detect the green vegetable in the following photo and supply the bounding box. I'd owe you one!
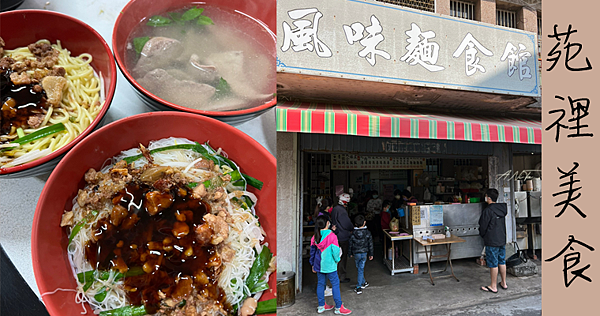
[187,182,198,189]
[16,128,25,138]
[246,246,273,293]
[178,300,187,308]
[68,219,86,245]
[122,144,198,164]
[168,12,184,24]
[147,15,172,27]
[77,267,145,293]
[255,298,277,315]
[94,287,108,302]
[213,77,231,99]
[1,123,66,153]
[133,36,150,54]
[242,173,264,191]
[122,142,263,190]
[196,15,214,25]
[181,7,204,21]
[99,305,147,316]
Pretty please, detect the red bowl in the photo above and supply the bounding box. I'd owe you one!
[112,0,276,123]
[32,112,277,315]
[0,10,116,177]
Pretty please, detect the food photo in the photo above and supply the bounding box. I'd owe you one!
[0,1,277,316]
[0,9,116,177]
[113,0,276,122]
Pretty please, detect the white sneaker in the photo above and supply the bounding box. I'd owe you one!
[324,286,333,297]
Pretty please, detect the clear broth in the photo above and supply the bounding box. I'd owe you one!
[125,5,275,112]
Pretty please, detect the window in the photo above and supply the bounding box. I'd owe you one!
[375,0,435,13]
[450,1,474,20]
[497,9,517,28]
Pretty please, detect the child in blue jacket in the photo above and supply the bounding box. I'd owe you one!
[310,215,352,315]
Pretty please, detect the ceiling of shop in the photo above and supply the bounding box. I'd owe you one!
[277,72,541,119]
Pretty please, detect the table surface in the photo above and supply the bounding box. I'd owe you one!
[0,0,276,302]
[383,229,413,240]
[414,235,466,246]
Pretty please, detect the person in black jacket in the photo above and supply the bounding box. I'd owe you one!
[330,193,354,283]
[478,188,508,293]
[348,214,373,295]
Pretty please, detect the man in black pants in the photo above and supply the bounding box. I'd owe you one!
[331,193,354,283]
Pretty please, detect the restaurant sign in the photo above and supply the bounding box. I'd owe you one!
[277,0,540,97]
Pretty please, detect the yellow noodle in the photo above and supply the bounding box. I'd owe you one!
[1,40,104,164]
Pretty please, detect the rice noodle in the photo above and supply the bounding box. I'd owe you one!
[65,137,269,314]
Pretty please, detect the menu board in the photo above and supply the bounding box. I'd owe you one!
[411,206,421,226]
[430,205,444,226]
[331,154,426,170]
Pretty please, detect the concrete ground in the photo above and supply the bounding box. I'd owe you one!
[278,242,541,316]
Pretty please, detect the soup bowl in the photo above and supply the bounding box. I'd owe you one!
[32,112,277,315]
[113,0,276,124]
[0,10,116,177]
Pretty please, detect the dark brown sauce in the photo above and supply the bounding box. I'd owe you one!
[0,71,49,135]
[85,183,230,314]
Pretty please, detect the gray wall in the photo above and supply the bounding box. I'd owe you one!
[276,132,300,289]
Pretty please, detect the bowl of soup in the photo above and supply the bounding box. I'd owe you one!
[33,112,277,316]
[113,0,276,123]
[0,10,116,178]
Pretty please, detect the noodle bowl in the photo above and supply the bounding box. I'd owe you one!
[62,137,274,316]
[0,10,116,177]
[0,39,103,168]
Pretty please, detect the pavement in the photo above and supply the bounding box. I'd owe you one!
[278,242,541,316]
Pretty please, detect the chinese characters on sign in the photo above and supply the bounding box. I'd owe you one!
[281,8,332,57]
[545,23,595,288]
[400,23,444,72]
[279,6,535,82]
[343,15,391,66]
[452,33,493,76]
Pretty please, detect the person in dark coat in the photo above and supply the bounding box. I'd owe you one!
[478,188,508,293]
[348,214,374,295]
[330,193,354,283]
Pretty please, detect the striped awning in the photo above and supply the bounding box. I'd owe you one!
[276,102,541,145]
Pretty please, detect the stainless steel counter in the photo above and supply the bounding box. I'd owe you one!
[406,203,485,264]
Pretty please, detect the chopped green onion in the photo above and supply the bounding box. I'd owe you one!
[16,128,25,138]
[147,15,172,27]
[246,247,273,293]
[69,116,77,123]
[99,305,147,316]
[91,210,99,216]
[68,219,86,245]
[133,36,150,54]
[243,173,263,191]
[123,144,198,164]
[187,182,198,189]
[94,287,108,302]
[14,123,65,145]
[256,298,277,315]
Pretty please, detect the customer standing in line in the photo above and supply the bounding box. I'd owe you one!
[310,215,353,315]
[330,193,354,283]
[478,188,508,293]
[348,214,374,295]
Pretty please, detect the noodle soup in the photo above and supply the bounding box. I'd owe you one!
[124,5,275,112]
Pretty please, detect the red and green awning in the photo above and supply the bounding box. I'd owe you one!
[276,101,541,145]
